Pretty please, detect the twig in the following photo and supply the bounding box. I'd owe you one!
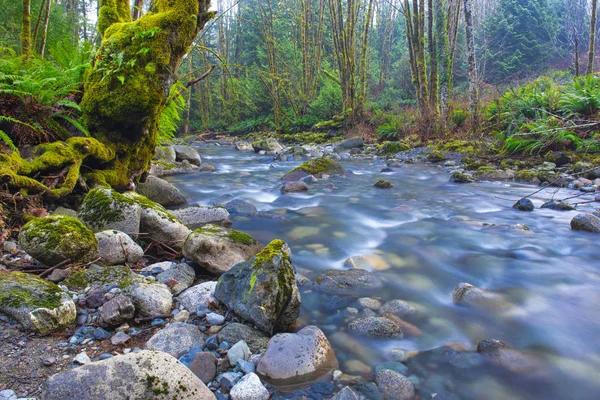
[39,258,71,278]
[135,314,173,323]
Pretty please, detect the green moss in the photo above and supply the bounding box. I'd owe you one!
[64,264,140,291]
[374,180,393,189]
[252,239,288,269]
[123,192,179,223]
[291,157,344,176]
[474,166,497,176]
[228,230,258,246]
[437,139,483,155]
[514,170,540,182]
[191,224,258,246]
[0,272,64,310]
[427,150,446,162]
[450,172,474,183]
[153,160,175,170]
[462,157,488,171]
[376,142,411,156]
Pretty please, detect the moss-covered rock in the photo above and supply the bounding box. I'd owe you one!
[376,142,411,156]
[78,188,142,236]
[514,170,541,184]
[450,172,474,183]
[426,150,446,162]
[282,157,344,182]
[252,138,284,154]
[438,139,482,155]
[374,180,393,189]
[0,272,76,334]
[18,215,98,267]
[182,224,263,275]
[214,239,301,334]
[474,166,515,181]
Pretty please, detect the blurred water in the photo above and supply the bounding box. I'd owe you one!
[167,144,600,400]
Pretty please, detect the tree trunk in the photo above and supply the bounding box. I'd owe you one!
[21,0,31,58]
[588,0,598,75]
[80,0,214,189]
[133,0,145,20]
[463,0,479,132]
[38,0,52,57]
[575,37,580,76]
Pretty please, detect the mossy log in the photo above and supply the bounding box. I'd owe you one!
[0,0,214,198]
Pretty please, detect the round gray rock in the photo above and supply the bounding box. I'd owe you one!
[177,281,218,311]
[314,268,383,295]
[146,322,205,358]
[173,145,202,166]
[375,369,415,400]
[571,213,600,233]
[41,350,215,400]
[137,176,187,207]
[218,323,270,354]
[128,281,173,316]
[173,206,230,229]
[348,317,403,338]
[95,230,143,265]
[156,262,195,295]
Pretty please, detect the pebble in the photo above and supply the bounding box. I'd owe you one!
[227,341,250,366]
[111,331,131,345]
[217,371,243,390]
[98,353,114,360]
[206,335,220,350]
[237,359,255,374]
[173,310,189,322]
[206,312,226,325]
[152,318,166,327]
[43,356,57,366]
[73,352,92,365]
[93,327,112,341]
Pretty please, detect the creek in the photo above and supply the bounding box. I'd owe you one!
[167,144,600,400]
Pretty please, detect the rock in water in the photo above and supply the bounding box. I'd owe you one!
[314,268,383,295]
[281,158,345,182]
[0,272,76,334]
[172,145,202,166]
[41,350,215,400]
[95,230,143,265]
[348,317,403,338]
[256,326,338,389]
[215,239,300,334]
[137,176,187,207]
[571,213,600,233]
[173,206,230,229]
[513,198,534,212]
[375,369,415,400]
[146,322,205,358]
[183,224,262,275]
[281,181,309,194]
[77,188,142,236]
[374,180,393,189]
[477,339,540,374]
[336,137,364,150]
[18,215,98,266]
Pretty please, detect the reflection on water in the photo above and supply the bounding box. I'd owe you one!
[167,144,600,400]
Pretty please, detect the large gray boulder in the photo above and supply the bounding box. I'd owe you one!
[571,213,600,233]
[78,188,142,236]
[218,323,270,353]
[123,192,191,250]
[137,176,187,207]
[172,145,202,166]
[281,157,345,182]
[183,224,262,275]
[18,215,98,267]
[256,326,338,389]
[95,230,143,265]
[215,240,300,334]
[336,137,364,150]
[146,322,205,358]
[0,272,76,334]
[173,206,230,229]
[314,268,383,295]
[41,350,215,400]
[154,146,176,163]
[252,138,284,153]
[156,262,195,295]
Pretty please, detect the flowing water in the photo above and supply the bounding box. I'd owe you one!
[167,144,600,400]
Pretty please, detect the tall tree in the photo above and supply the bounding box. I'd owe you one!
[38,0,52,56]
[588,0,598,74]
[463,0,478,130]
[21,0,31,58]
[403,0,431,117]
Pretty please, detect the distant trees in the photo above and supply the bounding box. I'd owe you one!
[588,0,598,74]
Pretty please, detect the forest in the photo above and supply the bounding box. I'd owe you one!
[2,1,600,400]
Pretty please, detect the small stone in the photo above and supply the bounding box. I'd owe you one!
[73,352,92,365]
[146,322,205,358]
[43,356,57,366]
[98,294,135,327]
[189,351,218,384]
[229,373,269,400]
[217,371,243,390]
[513,198,534,212]
[173,310,189,322]
[0,390,17,400]
[111,331,130,345]
[98,353,113,360]
[152,318,166,327]
[206,334,220,351]
[281,181,309,194]
[357,297,382,310]
[331,386,360,400]
[206,312,226,325]
[237,359,255,374]
[376,369,415,400]
[227,340,251,366]
[93,327,112,341]
[348,317,403,338]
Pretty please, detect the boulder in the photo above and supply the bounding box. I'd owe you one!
[513,198,534,212]
[348,317,403,338]
[452,282,508,308]
[189,352,218,384]
[177,281,218,311]
[571,213,600,233]
[281,157,345,182]
[95,230,143,265]
[218,323,270,354]
[224,200,258,215]
[374,180,393,189]
[18,215,98,267]
[314,269,383,295]
[41,350,215,400]
[235,141,254,151]
[0,272,76,334]
[230,373,269,400]
[336,137,364,150]
[252,138,284,153]
[450,172,474,183]
[98,294,135,327]
[77,188,141,236]
[427,150,446,162]
[137,176,187,207]
[128,281,173,316]
[281,181,309,194]
[122,192,191,250]
[173,206,230,229]
[183,224,262,275]
[541,200,576,211]
[375,369,415,400]
[256,326,338,389]
[156,262,195,295]
[146,322,205,358]
[153,146,176,163]
[215,240,300,334]
[172,144,202,166]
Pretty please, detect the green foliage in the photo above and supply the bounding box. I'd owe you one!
[157,82,187,144]
[450,109,468,128]
[228,116,272,135]
[375,111,415,141]
[558,75,600,117]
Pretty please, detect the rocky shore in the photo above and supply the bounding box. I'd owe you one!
[1,138,599,400]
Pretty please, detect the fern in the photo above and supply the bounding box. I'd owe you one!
[157,82,187,144]
[0,129,17,151]
[52,114,91,137]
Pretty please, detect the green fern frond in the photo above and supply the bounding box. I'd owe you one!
[0,129,17,151]
[52,114,90,137]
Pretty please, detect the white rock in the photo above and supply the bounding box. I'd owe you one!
[177,281,218,312]
[95,230,144,265]
[230,373,269,400]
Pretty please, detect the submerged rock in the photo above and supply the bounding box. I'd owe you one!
[281,157,345,182]
[348,316,403,338]
[256,325,338,389]
[477,339,540,374]
[224,199,258,215]
[77,188,142,236]
[513,198,534,211]
[183,224,262,275]
[314,268,383,295]
[571,213,600,233]
[281,181,309,194]
[541,200,576,211]
[374,180,393,189]
[375,369,415,400]
[452,282,506,308]
[95,230,143,265]
[137,176,187,207]
[18,215,98,266]
[215,240,300,334]
[0,272,76,334]
[42,350,215,400]
[173,205,230,229]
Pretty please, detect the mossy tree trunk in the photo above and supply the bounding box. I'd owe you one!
[588,0,598,75]
[21,0,31,58]
[80,0,214,189]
